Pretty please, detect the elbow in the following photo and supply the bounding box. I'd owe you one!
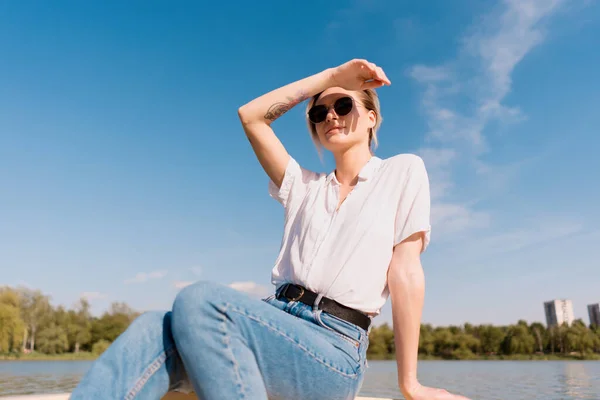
[237,104,264,126]
[237,105,251,125]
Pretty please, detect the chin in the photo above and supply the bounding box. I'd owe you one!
[322,140,356,153]
[318,131,364,152]
[322,134,347,144]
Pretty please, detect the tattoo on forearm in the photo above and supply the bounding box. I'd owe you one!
[264,90,309,121]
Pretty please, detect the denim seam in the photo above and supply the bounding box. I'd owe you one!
[316,311,366,372]
[315,310,362,348]
[222,303,246,398]
[124,345,176,400]
[230,306,360,379]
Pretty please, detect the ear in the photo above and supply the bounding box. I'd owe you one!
[367,109,377,129]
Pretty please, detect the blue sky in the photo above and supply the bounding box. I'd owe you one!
[1,0,599,327]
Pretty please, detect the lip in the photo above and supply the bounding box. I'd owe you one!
[325,126,343,135]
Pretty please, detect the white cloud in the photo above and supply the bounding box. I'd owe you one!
[189,266,202,277]
[228,281,272,299]
[418,147,457,169]
[173,281,194,289]
[409,65,452,83]
[472,219,583,255]
[417,147,457,200]
[124,270,168,284]
[431,202,491,239]
[409,0,568,239]
[411,0,566,150]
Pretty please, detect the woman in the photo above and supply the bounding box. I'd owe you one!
[71,59,469,400]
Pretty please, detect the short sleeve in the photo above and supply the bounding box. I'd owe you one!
[268,157,318,209]
[393,156,431,251]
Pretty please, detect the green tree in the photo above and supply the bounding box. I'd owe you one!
[418,324,435,356]
[18,288,51,352]
[529,322,546,353]
[67,298,92,353]
[502,322,535,355]
[36,322,69,354]
[0,287,25,353]
[91,302,138,344]
[0,291,25,353]
[566,320,595,358]
[592,327,600,353]
[433,327,455,358]
[92,339,111,355]
[367,323,394,359]
[478,325,505,354]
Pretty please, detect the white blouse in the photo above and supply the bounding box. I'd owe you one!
[268,153,431,316]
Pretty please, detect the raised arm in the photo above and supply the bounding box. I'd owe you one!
[388,233,470,400]
[237,59,390,188]
[237,69,334,188]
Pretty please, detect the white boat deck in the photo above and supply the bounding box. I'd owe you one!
[0,393,395,400]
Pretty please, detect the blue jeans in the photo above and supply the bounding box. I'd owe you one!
[71,281,369,399]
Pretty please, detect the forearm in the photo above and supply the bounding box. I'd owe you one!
[388,262,425,394]
[238,68,334,125]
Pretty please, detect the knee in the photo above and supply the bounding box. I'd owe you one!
[115,310,171,345]
[171,281,231,337]
[132,310,169,326]
[128,311,170,333]
[172,280,222,318]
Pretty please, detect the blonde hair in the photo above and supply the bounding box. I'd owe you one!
[306,88,383,153]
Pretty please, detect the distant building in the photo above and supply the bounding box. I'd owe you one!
[588,303,600,327]
[544,299,575,327]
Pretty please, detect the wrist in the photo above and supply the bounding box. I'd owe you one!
[319,67,337,88]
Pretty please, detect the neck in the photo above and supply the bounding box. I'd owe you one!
[332,145,373,185]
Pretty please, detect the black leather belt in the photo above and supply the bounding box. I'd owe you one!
[276,283,371,331]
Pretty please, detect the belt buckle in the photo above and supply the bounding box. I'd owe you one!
[285,284,305,301]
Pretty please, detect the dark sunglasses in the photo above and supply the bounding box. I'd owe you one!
[307,96,354,124]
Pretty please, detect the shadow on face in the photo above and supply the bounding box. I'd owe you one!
[310,88,373,152]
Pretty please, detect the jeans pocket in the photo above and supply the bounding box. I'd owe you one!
[314,310,362,349]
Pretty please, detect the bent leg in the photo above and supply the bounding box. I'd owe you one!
[71,311,190,400]
[171,281,367,400]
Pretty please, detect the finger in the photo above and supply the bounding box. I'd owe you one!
[358,64,378,81]
[449,393,471,400]
[356,59,376,73]
[361,79,386,90]
[368,64,390,85]
[368,62,379,76]
[369,65,389,84]
[376,66,391,84]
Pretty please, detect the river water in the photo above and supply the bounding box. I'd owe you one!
[1,360,599,399]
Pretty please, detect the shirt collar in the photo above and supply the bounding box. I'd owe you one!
[326,156,382,184]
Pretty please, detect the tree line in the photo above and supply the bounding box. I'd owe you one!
[0,286,138,357]
[2,285,599,360]
[368,320,600,360]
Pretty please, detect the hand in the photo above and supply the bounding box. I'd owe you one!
[328,59,391,91]
[403,382,471,400]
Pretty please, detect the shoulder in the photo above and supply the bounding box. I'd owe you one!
[284,157,331,191]
[287,157,326,178]
[379,153,427,177]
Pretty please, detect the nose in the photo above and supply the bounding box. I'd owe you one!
[325,108,338,122]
